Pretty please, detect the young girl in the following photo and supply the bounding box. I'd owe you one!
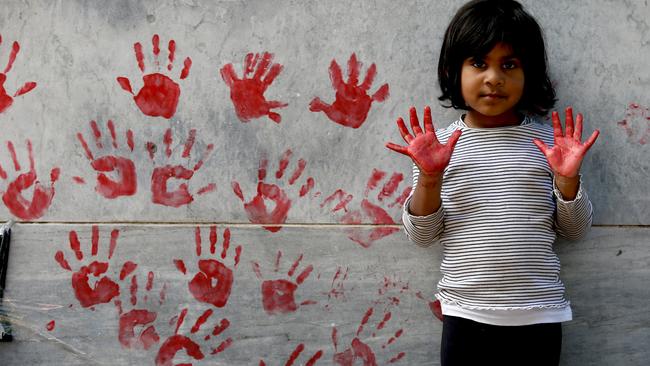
[386,0,599,365]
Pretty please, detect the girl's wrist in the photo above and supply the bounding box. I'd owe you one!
[418,171,443,187]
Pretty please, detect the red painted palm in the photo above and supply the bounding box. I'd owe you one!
[386,106,462,176]
[533,107,600,178]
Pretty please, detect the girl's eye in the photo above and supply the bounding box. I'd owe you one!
[502,61,520,69]
[471,60,486,68]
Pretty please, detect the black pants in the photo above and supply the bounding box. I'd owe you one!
[441,315,562,366]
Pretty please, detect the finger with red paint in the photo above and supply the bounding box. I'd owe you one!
[532,107,600,178]
[386,106,462,177]
[0,139,60,220]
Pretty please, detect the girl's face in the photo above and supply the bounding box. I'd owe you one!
[460,42,525,128]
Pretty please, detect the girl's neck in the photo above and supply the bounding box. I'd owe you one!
[463,109,523,128]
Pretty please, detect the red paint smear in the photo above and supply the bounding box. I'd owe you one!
[72,176,86,184]
[306,350,324,366]
[321,189,353,212]
[134,42,145,72]
[252,261,263,279]
[146,142,156,160]
[220,52,288,123]
[152,34,160,57]
[167,40,176,70]
[76,133,94,160]
[3,41,19,74]
[243,182,291,232]
[209,225,217,255]
[332,327,339,351]
[188,259,234,308]
[234,246,242,266]
[300,300,317,306]
[91,155,138,199]
[91,225,99,256]
[108,229,119,260]
[117,77,133,94]
[159,283,168,304]
[429,300,443,321]
[286,343,305,366]
[180,58,192,80]
[14,82,36,97]
[126,130,134,151]
[155,334,204,366]
[174,259,187,274]
[389,352,405,363]
[378,173,403,201]
[69,231,83,260]
[146,271,154,291]
[163,129,173,157]
[71,261,120,308]
[288,254,303,277]
[193,143,214,171]
[357,307,374,336]
[389,187,412,208]
[107,120,117,148]
[384,329,404,348]
[46,320,55,331]
[232,181,244,201]
[300,177,315,197]
[0,164,6,179]
[54,251,71,271]
[309,53,389,129]
[191,309,213,333]
[258,158,268,181]
[377,312,392,330]
[288,159,306,185]
[195,226,202,256]
[221,228,230,259]
[365,169,387,197]
[120,261,138,281]
[274,251,282,272]
[175,308,188,334]
[197,183,216,195]
[90,120,103,149]
[210,337,233,355]
[130,275,138,306]
[7,141,19,170]
[119,309,159,350]
[132,73,181,119]
[261,279,298,314]
[211,318,230,336]
[182,129,196,157]
[276,150,293,179]
[296,265,313,285]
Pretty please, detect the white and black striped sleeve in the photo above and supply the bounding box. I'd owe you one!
[553,176,593,241]
[401,164,445,248]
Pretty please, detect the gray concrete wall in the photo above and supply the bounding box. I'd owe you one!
[0,0,648,365]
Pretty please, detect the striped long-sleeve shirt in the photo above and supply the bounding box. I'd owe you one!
[403,116,593,318]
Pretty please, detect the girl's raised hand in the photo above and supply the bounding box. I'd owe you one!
[533,107,600,178]
[386,106,462,176]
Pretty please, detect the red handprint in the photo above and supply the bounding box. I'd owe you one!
[533,107,600,178]
[232,149,314,232]
[259,343,324,366]
[117,34,192,119]
[115,271,165,350]
[0,35,37,114]
[386,106,462,177]
[0,139,60,220]
[76,120,137,199]
[220,52,288,123]
[147,128,215,207]
[309,53,389,129]
[252,250,315,315]
[155,308,233,366]
[174,226,242,308]
[332,307,405,365]
[54,226,123,308]
[321,169,412,248]
[617,102,650,144]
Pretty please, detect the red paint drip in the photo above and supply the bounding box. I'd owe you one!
[209,226,217,255]
[108,229,119,259]
[182,129,196,158]
[107,120,117,148]
[46,320,55,331]
[72,176,85,184]
[173,259,187,274]
[191,309,213,333]
[288,159,306,185]
[357,307,374,336]
[276,150,293,178]
[54,251,71,271]
[120,261,138,281]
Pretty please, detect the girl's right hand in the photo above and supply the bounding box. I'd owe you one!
[386,106,462,178]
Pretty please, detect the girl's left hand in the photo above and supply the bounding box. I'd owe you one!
[533,107,600,178]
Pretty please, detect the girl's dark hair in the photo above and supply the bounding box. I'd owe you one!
[438,0,556,115]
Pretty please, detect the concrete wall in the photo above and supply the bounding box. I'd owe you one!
[0,0,648,364]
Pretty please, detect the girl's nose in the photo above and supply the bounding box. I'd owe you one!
[484,67,505,86]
